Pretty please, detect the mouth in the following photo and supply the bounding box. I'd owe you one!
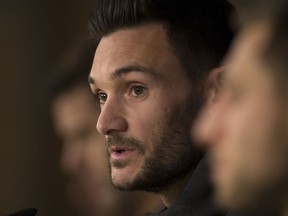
[109,146,137,160]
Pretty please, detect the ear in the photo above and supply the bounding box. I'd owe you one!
[205,65,226,105]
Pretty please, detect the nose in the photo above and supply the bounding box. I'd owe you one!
[96,98,128,135]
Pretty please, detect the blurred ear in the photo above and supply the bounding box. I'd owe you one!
[206,66,226,104]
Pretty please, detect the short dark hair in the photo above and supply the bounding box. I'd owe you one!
[49,41,96,103]
[89,0,235,114]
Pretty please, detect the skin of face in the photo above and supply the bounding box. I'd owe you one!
[194,22,288,212]
[52,85,123,216]
[89,24,198,203]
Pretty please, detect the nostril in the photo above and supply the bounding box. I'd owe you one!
[96,119,107,135]
[96,100,128,134]
[96,114,104,132]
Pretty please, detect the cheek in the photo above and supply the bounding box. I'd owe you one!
[126,94,163,126]
[126,111,159,144]
[227,101,284,178]
[126,99,171,149]
[222,103,267,176]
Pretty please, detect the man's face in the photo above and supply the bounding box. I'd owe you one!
[194,23,288,210]
[52,85,121,215]
[89,24,198,192]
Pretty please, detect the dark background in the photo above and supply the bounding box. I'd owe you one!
[0,0,94,215]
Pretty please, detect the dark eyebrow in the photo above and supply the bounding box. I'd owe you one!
[88,65,158,85]
[110,65,157,80]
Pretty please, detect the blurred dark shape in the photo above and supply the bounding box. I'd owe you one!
[0,0,95,215]
[8,209,37,216]
[193,0,288,215]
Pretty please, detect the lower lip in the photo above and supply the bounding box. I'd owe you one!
[110,149,137,160]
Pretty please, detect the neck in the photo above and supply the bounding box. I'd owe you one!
[158,171,193,207]
[135,192,164,216]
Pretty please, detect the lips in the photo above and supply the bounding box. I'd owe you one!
[109,146,137,160]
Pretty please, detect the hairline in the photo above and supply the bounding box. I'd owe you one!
[91,22,193,83]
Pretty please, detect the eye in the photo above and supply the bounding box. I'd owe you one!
[131,85,146,97]
[96,91,108,104]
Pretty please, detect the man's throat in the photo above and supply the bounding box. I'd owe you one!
[158,171,193,207]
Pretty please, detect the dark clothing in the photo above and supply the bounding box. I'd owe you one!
[146,159,225,216]
[8,208,37,216]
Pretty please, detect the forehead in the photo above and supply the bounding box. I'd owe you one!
[91,24,181,81]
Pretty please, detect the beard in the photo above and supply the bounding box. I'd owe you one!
[105,100,203,193]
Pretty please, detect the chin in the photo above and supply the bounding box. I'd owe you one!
[111,165,139,191]
[110,155,145,190]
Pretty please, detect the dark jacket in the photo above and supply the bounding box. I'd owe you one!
[146,158,225,216]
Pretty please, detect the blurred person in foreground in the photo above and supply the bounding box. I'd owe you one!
[194,0,288,215]
[50,43,162,216]
[88,0,236,215]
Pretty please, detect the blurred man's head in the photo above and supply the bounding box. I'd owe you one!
[194,0,288,213]
[88,0,234,198]
[51,45,123,215]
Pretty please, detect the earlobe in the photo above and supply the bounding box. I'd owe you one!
[206,65,227,104]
